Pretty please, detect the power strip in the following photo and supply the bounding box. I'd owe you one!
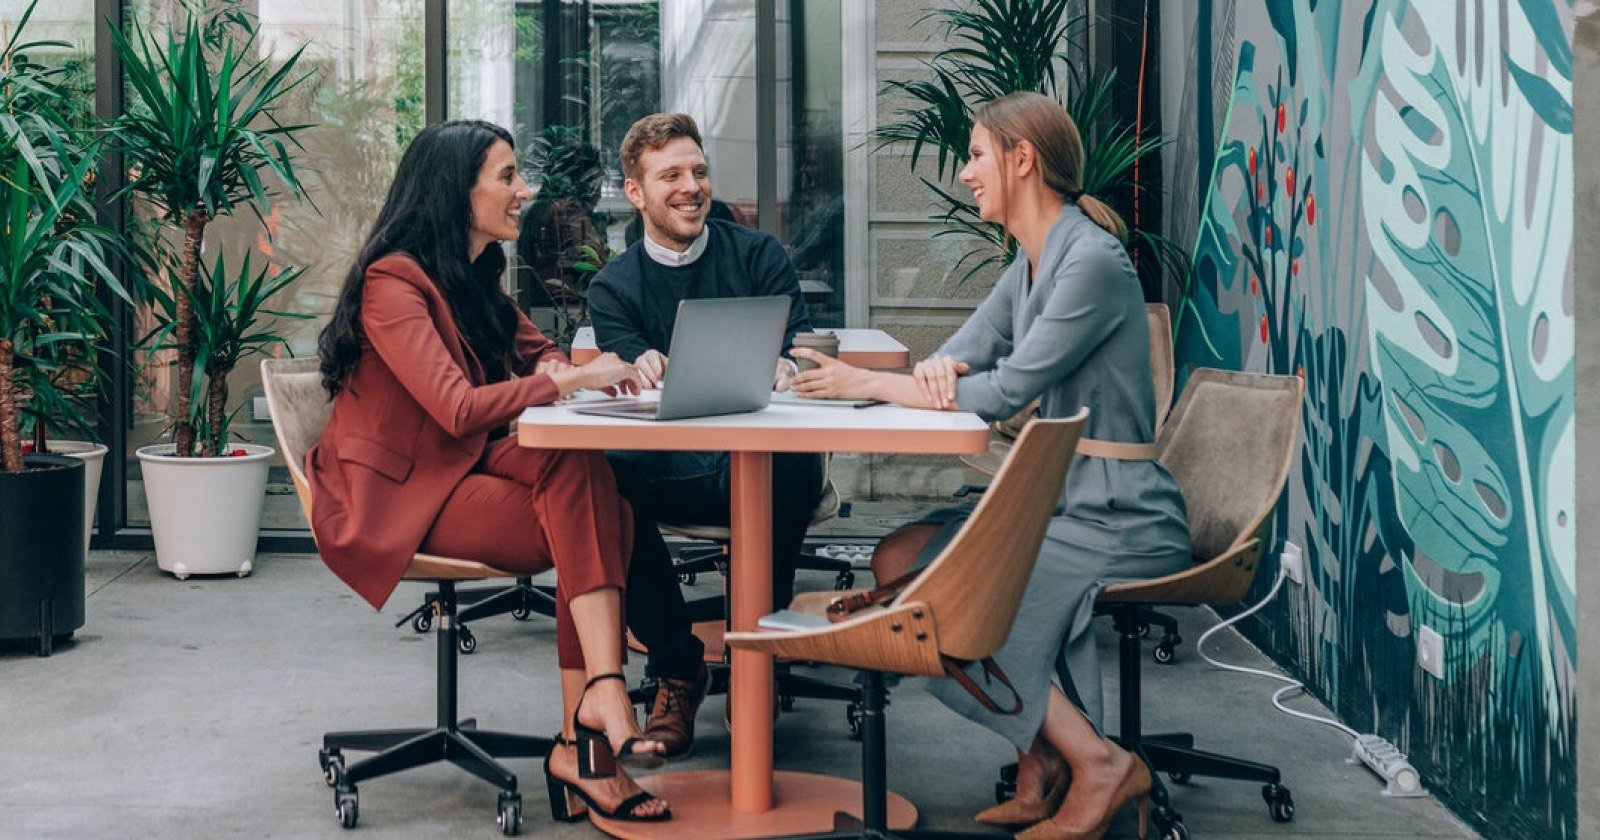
[1348,734,1425,797]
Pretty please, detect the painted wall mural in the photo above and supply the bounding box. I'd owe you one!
[1168,1,1574,837]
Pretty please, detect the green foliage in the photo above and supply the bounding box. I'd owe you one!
[874,0,1184,288]
[112,8,316,457]
[140,253,307,456]
[0,0,128,472]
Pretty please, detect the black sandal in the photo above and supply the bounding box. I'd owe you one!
[545,735,672,823]
[572,673,665,778]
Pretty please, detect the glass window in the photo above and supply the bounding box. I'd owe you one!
[449,0,845,340]
[123,0,424,529]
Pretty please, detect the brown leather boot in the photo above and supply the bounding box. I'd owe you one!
[642,665,710,759]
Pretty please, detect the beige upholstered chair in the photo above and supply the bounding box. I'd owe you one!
[726,411,1088,839]
[961,302,1174,478]
[1093,368,1305,838]
[260,357,551,834]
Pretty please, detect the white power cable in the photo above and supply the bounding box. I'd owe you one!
[1190,562,1426,796]
[1193,564,1359,739]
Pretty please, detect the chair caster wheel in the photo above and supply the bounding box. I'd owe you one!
[512,605,533,621]
[846,703,863,740]
[1153,641,1176,664]
[498,790,523,835]
[335,786,359,829]
[459,626,477,654]
[319,748,345,787]
[1167,771,1191,784]
[1264,783,1294,822]
[834,571,855,590]
[679,572,698,586]
[412,611,433,633]
[779,692,796,712]
[1152,806,1188,840]
[1136,621,1151,638]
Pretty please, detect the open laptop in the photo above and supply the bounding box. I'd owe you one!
[573,296,788,421]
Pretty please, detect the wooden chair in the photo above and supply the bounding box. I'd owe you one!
[260,357,552,835]
[725,411,1088,839]
[1095,368,1305,839]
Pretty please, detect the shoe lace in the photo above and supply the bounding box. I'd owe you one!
[652,677,694,723]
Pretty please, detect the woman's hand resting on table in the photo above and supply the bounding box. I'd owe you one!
[789,349,875,400]
[546,352,645,398]
[912,355,970,410]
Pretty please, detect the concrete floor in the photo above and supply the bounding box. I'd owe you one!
[1,547,1478,840]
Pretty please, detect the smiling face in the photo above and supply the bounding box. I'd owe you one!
[624,136,712,250]
[958,122,1006,225]
[467,139,532,258]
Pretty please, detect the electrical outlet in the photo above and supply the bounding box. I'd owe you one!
[1416,624,1445,679]
[1280,541,1304,585]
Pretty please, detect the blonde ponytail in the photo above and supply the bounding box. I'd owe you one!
[1076,194,1128,242]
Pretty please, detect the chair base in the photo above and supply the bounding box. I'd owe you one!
[396,577,558,655]
[324,580,556,834]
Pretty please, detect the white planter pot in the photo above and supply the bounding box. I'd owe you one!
[137,443,274,580]
[46,440,107,552]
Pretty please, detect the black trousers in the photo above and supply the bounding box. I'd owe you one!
[607,450,825,681]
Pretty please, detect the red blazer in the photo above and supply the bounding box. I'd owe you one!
[306,254,565,609]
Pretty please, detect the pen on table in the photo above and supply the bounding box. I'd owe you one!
[853,399,889,409]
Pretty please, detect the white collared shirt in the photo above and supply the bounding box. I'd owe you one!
[643,226,710,267]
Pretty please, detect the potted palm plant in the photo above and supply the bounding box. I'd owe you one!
[0,1,127,654]
[112,9,314,578]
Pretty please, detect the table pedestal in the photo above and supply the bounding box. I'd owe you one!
[588,770,918,839]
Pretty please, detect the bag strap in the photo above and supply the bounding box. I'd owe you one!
[825,568,920,620]
[940,655,1023,715]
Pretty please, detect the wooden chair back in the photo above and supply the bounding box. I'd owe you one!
[727,411,1086,676]
[1101,368,1303,605]
[894,410,1087,661]
[1146,303,1174,433]
[258,357,329,520]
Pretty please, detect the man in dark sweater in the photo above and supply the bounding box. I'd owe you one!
[587,113,825,758]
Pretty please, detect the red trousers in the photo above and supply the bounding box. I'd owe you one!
[421,437,631,669]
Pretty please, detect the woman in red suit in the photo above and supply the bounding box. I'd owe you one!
[307,120,669,822]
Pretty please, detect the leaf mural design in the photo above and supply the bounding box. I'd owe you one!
[1360,0,1573,730]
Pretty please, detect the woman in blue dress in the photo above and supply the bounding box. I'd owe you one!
[791,91,1190,839]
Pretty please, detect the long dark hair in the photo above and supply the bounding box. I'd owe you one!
[319,119,521,396]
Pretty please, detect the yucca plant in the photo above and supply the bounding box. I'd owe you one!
[140,253,307,456]
[875,0,1185,288]
[0,1,127,473]
[111,10,314,457]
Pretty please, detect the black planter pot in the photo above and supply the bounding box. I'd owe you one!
[0,453,86,656]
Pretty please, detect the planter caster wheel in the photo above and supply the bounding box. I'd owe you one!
[335,786,359,829]
[458,626,477,654]
[1264,784,1294,823]
[237,559,253,577]
[498,791,522,836]
[319,748,345,787]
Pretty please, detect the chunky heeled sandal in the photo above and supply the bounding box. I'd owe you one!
[573,673,665,778]
[545,736,672,823]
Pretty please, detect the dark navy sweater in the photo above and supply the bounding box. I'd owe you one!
[588,219,811,362]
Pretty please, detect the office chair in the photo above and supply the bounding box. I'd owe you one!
[725,412,1088,839]
[997,369,1304,840]
[262,358,553,835]
[962,304,1187,665]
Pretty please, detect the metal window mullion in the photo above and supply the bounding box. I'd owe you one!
[427,0,447,123]
[755,0,777,235]
[92,0,128,547]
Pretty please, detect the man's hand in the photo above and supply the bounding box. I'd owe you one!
[790,349,873,400]
[773,358,797,393]
[912,355,969,410]
[634,349,669,389]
